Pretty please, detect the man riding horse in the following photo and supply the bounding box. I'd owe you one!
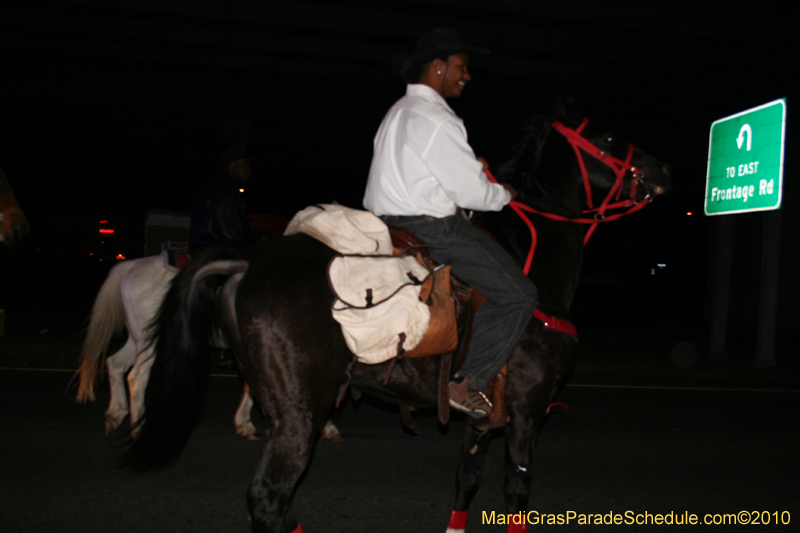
[363,28,538,418]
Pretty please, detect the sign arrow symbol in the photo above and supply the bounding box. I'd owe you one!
[737,124,752,151]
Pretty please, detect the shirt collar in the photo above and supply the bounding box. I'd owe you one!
[406,83,453,111]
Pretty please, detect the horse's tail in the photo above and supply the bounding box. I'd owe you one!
[121,248,249,472]
[75,259,138,403]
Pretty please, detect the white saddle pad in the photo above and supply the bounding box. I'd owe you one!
[284,204,393,255]
[286,204,432,365]
[329,255,431,365]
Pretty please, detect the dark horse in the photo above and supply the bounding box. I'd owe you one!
[124,110,671,532]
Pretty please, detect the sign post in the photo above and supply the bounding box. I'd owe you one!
[704,99,786,368]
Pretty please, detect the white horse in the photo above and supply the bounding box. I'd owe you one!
[74,251,257,438]
[75,250,341,441]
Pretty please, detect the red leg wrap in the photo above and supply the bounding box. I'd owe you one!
[508,519,528,533]
[290,524,304,533]
[448,510,469,529]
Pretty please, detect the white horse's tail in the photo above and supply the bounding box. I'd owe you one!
[75,259,138,403]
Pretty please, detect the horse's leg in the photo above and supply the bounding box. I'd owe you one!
[127,347,155,439]
[241,338,341,530]
[235,384,342,442]
[248,411,315,533]
[502,409,546,532]
[120,253,176,438]
[125,293,157,439]
[448,355,552,533]
[502,362,554,532]
[235,384,257,439]
[446,424,494,533]
[244,353,339,532]
[104,337,136,435]
[320,419,342,442]
[237,234,348,532]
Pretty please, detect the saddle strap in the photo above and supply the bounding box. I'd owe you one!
[438,352,452,425]
[402,264,458,358]
[335,357,356,409]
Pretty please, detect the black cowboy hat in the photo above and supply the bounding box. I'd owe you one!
[392,28,490,83]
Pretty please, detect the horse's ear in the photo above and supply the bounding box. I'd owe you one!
[553,95,579,120]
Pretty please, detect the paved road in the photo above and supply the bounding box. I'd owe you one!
[1,367,798,532]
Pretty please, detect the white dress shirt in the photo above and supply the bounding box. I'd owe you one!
[363,84,511,218]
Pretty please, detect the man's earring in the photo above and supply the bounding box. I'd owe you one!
[437,70,442,75]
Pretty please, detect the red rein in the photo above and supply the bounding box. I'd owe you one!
[485,118,650,277]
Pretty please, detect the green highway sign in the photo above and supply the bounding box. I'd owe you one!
[705,99,786,216]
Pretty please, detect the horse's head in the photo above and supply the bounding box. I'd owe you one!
[551,114,671,211]
[0,167,30,246]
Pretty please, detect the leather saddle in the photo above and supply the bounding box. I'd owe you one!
[388,226,509,431]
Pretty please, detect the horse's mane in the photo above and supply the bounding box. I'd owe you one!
[494,115,554,206]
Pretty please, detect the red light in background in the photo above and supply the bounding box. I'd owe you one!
[99,229,115,234]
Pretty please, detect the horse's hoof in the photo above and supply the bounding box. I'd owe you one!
[321,420,343,442]
[236,422,257,438]
[104,414,126,436]
[397,427,422,438]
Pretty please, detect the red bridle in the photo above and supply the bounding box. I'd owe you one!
[486,118,652,276]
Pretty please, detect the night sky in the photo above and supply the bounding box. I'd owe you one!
[0,0,797,342]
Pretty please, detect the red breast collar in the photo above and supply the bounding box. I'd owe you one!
[534,308,578,338]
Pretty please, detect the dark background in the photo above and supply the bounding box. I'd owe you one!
[1,0,797,357]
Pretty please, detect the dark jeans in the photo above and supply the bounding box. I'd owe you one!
[381,213,537,391]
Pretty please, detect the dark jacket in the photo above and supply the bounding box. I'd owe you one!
[190,173,259,254]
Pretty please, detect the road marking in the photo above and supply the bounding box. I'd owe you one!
[0,367,74,373]
[0,367,237,378]
[2,367,797,394]
[568,383,799,394]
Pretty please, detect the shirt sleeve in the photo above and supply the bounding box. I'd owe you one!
[421,118,511,212]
